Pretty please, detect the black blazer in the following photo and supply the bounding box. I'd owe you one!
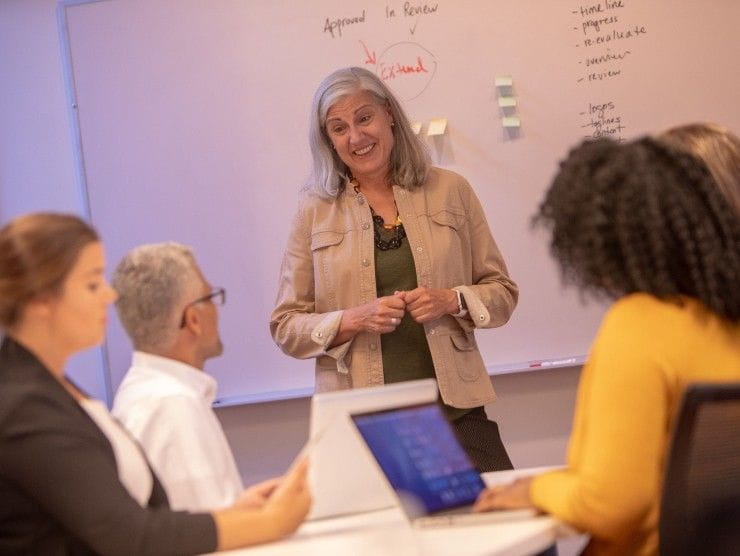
[0,337,217,555]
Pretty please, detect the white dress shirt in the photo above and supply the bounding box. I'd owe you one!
[112,352,243,511]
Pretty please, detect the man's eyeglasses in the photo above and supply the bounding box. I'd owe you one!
[179,287,226,328]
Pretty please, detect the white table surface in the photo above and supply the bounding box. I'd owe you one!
[213,506,557,556]
[210,467,573,556]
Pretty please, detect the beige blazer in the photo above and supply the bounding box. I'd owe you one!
[270,167,518,408]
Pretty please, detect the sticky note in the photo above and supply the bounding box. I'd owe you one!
[427,118,447,136]
[411,122,422,135]
[497,96,517,108]
[495,75,513,87]
[502,116,521,128]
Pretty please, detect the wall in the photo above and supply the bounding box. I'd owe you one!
[218,365,581,486]
[0,0,108,400]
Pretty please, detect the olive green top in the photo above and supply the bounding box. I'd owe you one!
[374,224,470,420]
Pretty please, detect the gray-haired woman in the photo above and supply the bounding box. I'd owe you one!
[270,67,518,471]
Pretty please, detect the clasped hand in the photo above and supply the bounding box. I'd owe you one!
[357,287,458,333]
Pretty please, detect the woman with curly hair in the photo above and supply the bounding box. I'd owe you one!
[473,137,740,555]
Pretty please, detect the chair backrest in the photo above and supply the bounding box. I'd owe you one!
[659,382,740,556]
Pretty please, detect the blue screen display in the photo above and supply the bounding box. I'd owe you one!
[352,404,485,514]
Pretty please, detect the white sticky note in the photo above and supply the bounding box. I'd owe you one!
[497,96,517,108]
[411,122,422,135]
[427,117,447,136]
[495,75,513,87]
[502,116,521,128]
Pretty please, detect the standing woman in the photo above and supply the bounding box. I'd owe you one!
[270,67,519,471]
[473,137,740,555]
[0,213,310,555]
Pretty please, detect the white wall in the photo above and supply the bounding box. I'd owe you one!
[0,0,109,400]
[218,365,581,486]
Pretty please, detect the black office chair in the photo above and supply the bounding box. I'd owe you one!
[659,382,740,556]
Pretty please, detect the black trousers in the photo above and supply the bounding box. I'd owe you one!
[450,407,514,472]
[452,409,558,556]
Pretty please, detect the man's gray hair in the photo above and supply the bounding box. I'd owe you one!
[306,66,430,198]
[113,242,201,351]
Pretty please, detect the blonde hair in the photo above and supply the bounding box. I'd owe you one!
[659,123,740,215]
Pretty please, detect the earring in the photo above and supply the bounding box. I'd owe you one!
[390,121,395,127]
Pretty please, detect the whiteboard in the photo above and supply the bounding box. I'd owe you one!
[58,0,740,405]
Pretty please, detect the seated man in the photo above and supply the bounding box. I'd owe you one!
[112,242,243,511]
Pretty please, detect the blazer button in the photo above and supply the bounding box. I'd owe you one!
[362,222,370,230]
[369,343,377,351]
[416,246,423,253]
[362,259,370,267]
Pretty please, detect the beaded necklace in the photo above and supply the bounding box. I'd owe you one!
[370,207,406,251]
[352,180,406,251]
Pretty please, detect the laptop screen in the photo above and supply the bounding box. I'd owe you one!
[351,402,485,515]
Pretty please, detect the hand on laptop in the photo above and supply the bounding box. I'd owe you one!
[473,477,535,512]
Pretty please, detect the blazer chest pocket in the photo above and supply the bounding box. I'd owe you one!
[449,332,485,382]
[428,210,466,280]
[310,230,346,307]
[430,209,466,231]
[310,230,345,251]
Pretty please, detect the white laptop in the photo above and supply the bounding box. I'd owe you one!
[307,379,439,520]
[350,401,537,528]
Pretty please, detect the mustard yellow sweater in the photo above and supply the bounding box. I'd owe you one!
[530,293,740,555]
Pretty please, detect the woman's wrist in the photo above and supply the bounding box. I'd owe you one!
[449,289,466,316]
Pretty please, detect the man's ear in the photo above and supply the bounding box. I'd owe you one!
[182,305,203,336]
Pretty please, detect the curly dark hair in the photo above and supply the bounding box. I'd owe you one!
[534,137,740,322]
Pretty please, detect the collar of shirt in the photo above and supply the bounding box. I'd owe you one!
[129,351,217,404]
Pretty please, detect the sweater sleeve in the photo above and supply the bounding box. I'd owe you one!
[0,391,217,556]
[529,299,670,542]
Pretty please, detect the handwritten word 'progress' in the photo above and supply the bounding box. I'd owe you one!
[581,15,619,35]
[324,10,366,38]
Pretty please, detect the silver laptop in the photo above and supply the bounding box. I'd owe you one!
[307,379,439,520]
[350,401,537,528]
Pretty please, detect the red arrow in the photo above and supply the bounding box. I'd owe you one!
[359,40,376,65]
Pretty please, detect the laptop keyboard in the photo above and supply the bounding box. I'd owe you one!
[413,509,538,529]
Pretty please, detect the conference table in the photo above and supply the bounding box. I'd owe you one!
[211,468,580,556]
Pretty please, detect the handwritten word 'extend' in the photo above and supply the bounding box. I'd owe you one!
[379,56,429,81]
[324,10,366,38]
